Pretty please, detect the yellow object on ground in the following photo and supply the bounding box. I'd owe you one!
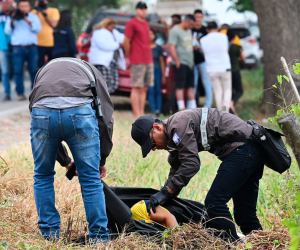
[220,29,242,46]
[131,200,169,223]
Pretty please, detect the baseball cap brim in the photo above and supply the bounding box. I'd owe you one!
[141,135,152,158]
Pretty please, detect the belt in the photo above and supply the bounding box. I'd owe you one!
[13,44,35,49]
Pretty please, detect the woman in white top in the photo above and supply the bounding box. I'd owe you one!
[89,18,125,94]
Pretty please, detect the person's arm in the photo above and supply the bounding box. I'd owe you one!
[123,21,134,56]
[41,8,59,28]
[93,30,119,52]
[5,17,13,34]
[239,48,246,63]
[165,118,201,196]
[123,36,131,56]
[66,27,79,56]
[29,14,42,33]
[168,29,180,68]
[169,45,180,69]
[150,206,178,228]
[159,47,166,84]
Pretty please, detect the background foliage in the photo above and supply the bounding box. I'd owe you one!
[29,0,120,36]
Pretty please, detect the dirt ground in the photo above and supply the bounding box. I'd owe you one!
[0,111,31,152]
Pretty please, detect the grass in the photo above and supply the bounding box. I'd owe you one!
[237,68,264,121]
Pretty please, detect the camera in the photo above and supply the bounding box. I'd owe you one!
[35,0,48,11]
[13,9,26,20]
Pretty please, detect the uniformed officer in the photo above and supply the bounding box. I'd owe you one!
[29,58,114,242]
[131,108,266,242]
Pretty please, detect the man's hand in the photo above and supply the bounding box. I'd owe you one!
[99,165,107,179]
[176,60,181,69]
[24,16,32,27]
[149,186,172,213]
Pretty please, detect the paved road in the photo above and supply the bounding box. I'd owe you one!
[0,73,31,121]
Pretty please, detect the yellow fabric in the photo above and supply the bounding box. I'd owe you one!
[220,29,242,46]
[131,200,169,223]
[32,8,60,47]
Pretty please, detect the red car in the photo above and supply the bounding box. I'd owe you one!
[77,8,175,98]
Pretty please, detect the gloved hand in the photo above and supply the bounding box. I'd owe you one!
[149,186,172,213]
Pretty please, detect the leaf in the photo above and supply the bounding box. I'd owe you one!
[273,239,279,244]
[277,75,283,85]
[283,75,289,82]
[277,109,284,116]
[164,233,170,238]
[293,64,300,75]
[246,242,252,249]
[268,118,277,124]
[273,85,277,89]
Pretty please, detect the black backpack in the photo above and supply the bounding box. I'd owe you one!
[247,119,291,174]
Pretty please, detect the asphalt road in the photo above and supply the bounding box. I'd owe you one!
[0,73,31,121]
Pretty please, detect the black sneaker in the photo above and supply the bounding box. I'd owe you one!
[3,96,11,102]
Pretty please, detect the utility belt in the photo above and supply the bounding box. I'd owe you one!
[200,108,291,174]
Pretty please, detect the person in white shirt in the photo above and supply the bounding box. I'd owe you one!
[200,21,232,112]
[89,18,125,94]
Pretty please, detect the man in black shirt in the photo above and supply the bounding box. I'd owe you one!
[192,9,213,108]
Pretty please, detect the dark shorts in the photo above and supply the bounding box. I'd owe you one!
[174,64,194,89]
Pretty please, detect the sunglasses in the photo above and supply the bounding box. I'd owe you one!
[150,129,156,149]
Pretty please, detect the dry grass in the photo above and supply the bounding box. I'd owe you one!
[0,111,295,249]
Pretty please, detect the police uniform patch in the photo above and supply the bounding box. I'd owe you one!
[173,133,181,145]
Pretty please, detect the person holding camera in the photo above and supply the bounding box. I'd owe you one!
[32,0,59,67]
[4,0,41,100]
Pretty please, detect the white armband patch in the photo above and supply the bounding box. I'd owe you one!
[173,132,181,145]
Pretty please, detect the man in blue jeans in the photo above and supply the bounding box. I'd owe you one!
[29,58,114,242]
[192,9,212,108]
[0,0,13,101]
[5,0,41,100]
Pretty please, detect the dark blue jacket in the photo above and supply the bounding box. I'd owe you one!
[53,26,78,57]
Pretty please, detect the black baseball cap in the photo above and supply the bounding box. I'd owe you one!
[136,1,147,9]
[131,116,155,158]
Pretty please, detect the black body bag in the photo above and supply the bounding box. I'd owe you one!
[102,182,212,239]
[247,119,291,174]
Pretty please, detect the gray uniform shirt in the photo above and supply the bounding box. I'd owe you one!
[162,108,253,196]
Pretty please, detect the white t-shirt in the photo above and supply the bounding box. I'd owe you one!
[200,32,231,73]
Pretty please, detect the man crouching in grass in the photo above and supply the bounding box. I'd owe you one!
[131,108,266,242]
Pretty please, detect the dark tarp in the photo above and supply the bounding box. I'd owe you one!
[102,182,212,238]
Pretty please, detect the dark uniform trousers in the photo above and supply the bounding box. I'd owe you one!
[205,139,265,241]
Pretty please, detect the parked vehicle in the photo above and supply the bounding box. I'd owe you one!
[231,22,263,69]
[77,7,174,97]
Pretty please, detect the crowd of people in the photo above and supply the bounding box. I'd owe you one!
[0,0,246,118]
[0,0,78,101]
[84,2,246,118]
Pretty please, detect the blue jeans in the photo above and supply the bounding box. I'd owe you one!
[194,62,213,108]
[13,45,38,95]
[0,49,11,96]
[31,104,109,240]
[205,139,265,241]
[147,68,162,113]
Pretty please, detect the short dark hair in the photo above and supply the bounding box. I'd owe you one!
[19,0,29,3]
[227,29,236,42]
[207,21,218,30]
[220,23,230,30]
[185,14,195,22]
[194,9,203,15]
[150,29,157,41]
[171,14,181,21]
[135,1,147,9]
